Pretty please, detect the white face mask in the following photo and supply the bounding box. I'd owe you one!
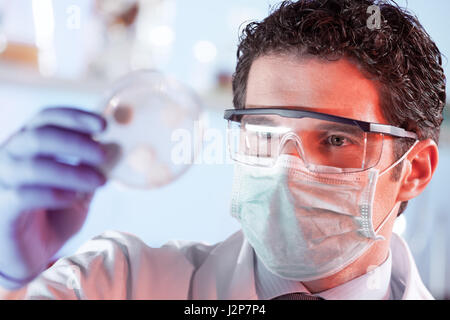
[230,143,417,281]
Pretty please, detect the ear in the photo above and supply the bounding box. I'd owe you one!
[396,139,439,202]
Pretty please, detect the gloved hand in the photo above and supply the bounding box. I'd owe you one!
[0,107,112,289]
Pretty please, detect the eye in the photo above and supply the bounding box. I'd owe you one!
[327,135,347,146]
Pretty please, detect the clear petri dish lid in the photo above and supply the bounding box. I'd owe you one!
[96,69,204,189]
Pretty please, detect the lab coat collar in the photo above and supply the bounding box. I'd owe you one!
[305,250,392,300]
[253,232,432,300]
[390,232,434,300]
[254,243,392,300]
[191,230,433,300]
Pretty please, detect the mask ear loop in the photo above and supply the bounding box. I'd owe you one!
[379,140,419,177]
[373,139,419,240]
[373,202,401,241]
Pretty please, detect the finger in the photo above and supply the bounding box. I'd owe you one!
[26,107,107,135]
[0,156,106,192]
[4,125,107,166]
[1,186,80,213]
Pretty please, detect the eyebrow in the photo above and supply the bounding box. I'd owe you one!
[312,122,362,136]
[242,115,280,126]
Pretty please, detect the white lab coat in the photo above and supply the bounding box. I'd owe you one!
[6,229,433,300]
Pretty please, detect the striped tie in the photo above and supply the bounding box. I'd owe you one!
[272,292,324,300]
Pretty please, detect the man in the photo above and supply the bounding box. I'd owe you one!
[0,0,446,299]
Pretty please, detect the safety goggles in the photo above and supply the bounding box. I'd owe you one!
[224,108,418,173]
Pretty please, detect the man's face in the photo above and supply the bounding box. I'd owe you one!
[244,54,403,235]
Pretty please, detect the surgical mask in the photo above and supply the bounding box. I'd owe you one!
[230,142,417,281]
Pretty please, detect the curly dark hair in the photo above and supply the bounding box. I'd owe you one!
[232,0,447,215]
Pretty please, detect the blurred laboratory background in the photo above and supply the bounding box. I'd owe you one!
[0,0,448,299]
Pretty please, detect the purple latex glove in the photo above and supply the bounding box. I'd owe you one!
[0,107,112,289]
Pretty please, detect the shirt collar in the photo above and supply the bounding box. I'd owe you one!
[254,249,392,300]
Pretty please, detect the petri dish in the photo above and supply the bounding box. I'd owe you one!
[96,69,204,189]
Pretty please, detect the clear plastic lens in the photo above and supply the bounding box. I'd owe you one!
[228,121,277,167]
[97,70,203,189]
[227,114,383,172]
